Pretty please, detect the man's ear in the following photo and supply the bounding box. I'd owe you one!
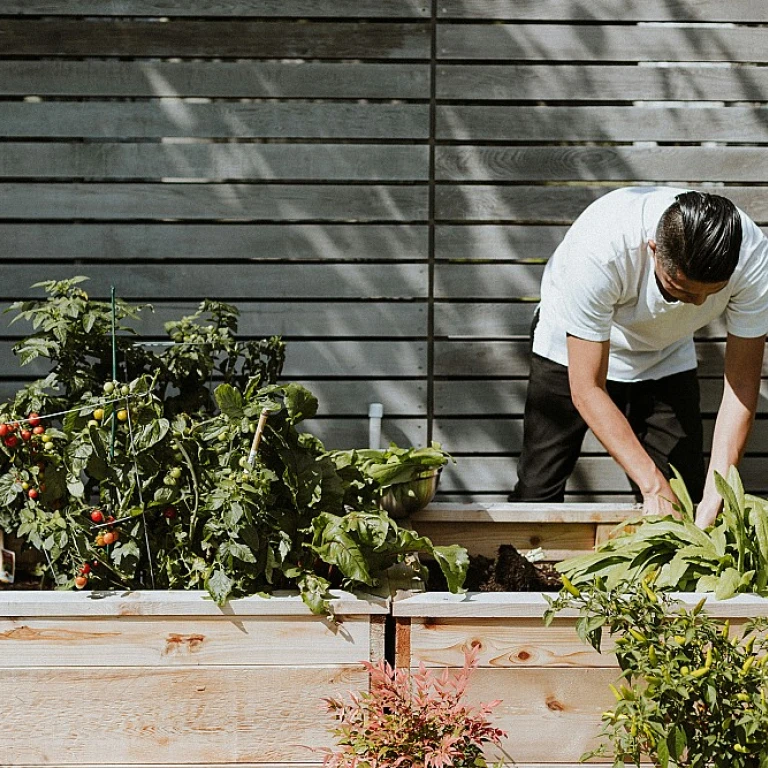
[648,239,657,254]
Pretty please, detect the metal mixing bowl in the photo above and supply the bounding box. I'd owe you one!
[379,468,442,519]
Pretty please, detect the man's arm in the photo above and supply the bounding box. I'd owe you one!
[695,333,765,528]
[566,334,677,515]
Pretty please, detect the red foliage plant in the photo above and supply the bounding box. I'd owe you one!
[319,646,507,768]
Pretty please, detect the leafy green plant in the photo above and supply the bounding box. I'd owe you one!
[558,466,768,600]
[544,577,768,768]
[0,278,468,613]
[330,442,453,509]
[319,647,507,768]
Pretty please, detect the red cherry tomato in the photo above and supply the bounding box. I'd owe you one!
[90,509,104,523]
[28,413,41,428]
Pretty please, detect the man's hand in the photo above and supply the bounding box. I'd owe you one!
[641,475,679,517]
[694,495,723,529]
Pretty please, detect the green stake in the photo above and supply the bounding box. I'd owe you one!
[110,286,117,459]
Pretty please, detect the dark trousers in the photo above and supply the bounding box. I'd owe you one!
[511,353,706,503]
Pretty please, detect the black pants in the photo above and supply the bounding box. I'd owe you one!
[511,353,706,503]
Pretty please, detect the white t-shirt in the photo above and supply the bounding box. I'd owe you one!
[533,187,768,382]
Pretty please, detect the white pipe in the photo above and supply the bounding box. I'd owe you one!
[368,402,383,450]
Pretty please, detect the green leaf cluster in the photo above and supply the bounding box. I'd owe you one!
[559,467,768,600]
[0,278,468,614]
[544,579,768,768]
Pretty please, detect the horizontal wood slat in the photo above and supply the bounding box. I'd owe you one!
[437,105,768,141]
[0,0,431,17]
[0,264,427,301]
[439,456,768,495]
[304,417,426,449]
[0,143,429,182]
[0,223,428,261]
[434,379,768,416]
[0,61,430,99]
[0,340,428,378]
[436,225,568,262]
[434,340,761,377]
[438,25,768,62]
[0,615,373,667]
[0,666,364,764]
[0,103,430,139]
[0,20,430,59]
[435,146,768,183]
[436,186,768,225]
[437,0,768,21]
[0,183,429,221]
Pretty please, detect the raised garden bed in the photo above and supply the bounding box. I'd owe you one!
[0,589,387,767]
[392,590,768,766]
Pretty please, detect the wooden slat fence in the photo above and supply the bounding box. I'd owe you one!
[0,1,767,501]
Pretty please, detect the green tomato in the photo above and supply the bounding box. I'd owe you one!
[103,381,115,395]
[170,467,182,479]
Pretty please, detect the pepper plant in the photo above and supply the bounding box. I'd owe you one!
[544,577,768,768]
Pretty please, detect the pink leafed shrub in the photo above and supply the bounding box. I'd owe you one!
[319,646,507,768]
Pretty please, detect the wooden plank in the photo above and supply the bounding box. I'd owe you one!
[0,143,429,182]
[438,456,768,495]
[407,617,614,668]
[2,0,431,17]
[0,264,428,301]
[438,24,768,63]
[436,225,568,262]
[0,183,429,221]
[434,302,537,337]
[0,615,373,667]
[301,417,426,450]
[0,340,427,378]
[0,223,428,261]
[435,146,768,183]
[438,0,768,21]
[435,185,768,224]
[435,264,543,300]
[0,60,429,98]
[0,20,430,59]
[433,379,768,416]
[0,666,366,764]
[436,105,768,140]
[410,519,603,562]
[413,503,638,524]
[0,589,387,617]
[393,590,768,618]
[432,416,768,454]
[0,103,429,139]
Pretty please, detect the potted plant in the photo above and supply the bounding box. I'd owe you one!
[318,646,507,767]
[544,576,768,768]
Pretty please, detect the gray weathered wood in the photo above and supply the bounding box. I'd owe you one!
[434,302,537,337]
[438,24,768,62]
[436,186,768,225]
[437,66,768,103]
[436,225,568,262]
[433,379,768,416]
[0,223,427,261]
[434,264,544,300]
[433,340,760,377]
[438,0,768,21]
[0,20,430,59]
[0,103,429,139]
[3,0,430,17]
[0,264,427,301]
[0,340,428,378]
[0,61,429,98]
[435,146,768,183]
[440,456,768,495]
[437,106,768,142]
[0,183,429,221]
[432,416,768,454]
[0,143,429,182]
[304,417,426,449]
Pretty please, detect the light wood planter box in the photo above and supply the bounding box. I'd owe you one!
[393,591,768,767]
[0,589,387,768]
[409,502,640,562]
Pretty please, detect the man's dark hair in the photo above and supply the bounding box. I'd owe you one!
[655,191,742,282]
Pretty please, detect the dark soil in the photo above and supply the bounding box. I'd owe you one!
[428,544,562,592]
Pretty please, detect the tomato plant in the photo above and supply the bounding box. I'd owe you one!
[0,278,468,614]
